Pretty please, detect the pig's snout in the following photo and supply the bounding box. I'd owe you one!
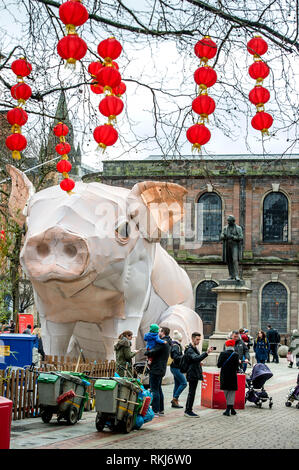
[21,227,89,281]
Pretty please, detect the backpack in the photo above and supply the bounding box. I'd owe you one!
[179,351,190,373]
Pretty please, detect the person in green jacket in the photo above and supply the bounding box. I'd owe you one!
[114,330,140,377]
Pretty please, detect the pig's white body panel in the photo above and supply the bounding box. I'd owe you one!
[15,179,202,359]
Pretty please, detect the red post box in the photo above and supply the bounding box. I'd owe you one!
[0,397,13,449]
[201,371,246,409]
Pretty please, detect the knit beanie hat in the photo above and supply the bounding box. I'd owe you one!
[225,339,235,347]
[150,323,159,333]
[173,330,182,342]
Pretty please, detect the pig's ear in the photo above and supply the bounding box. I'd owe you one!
[127,181,187,240]
[6,165,35,227]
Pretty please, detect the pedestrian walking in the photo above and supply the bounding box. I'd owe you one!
[217,339,240,416]
[32,327,46,362]
[145,326,172,417]
[169,330,187,408]
[266,324,280,363]
[114,330,140,377]
[184,332,214,418]
[287,349,294,368]
[253,330,270,364]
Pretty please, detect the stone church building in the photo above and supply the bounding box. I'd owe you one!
[83,155,299,341]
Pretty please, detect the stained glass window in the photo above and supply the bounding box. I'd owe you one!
[261,282,288,333]
[197,193,222,241]
[263,192,288,242]
[195,280,218,338]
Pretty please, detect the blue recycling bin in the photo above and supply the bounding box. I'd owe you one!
[0,334,37,370]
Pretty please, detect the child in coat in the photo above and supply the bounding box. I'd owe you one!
[144,324,166,365]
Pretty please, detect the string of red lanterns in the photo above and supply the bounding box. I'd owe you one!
[57,0,89,67]
[89,37,125,151]
[53,122,75,194]
[247,35,273,136]
[187,36,217,152]
[5,58,32,160]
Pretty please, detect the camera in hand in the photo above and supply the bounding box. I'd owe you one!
[212,346,217,350]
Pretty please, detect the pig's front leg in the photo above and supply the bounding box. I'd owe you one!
[42,319,76,357]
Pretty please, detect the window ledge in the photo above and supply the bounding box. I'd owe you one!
[259,241,292,245]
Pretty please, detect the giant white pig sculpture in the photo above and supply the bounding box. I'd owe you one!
[7,165,202,360]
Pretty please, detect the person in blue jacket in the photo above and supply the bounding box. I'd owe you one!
[144,323,167,365]
[254,330,270,364]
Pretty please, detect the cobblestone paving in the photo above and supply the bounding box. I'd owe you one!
[10,361,299,450]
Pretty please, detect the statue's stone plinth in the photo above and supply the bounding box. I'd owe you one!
[205,280,252,366]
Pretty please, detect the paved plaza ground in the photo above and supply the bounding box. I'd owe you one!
[9,359,299,450]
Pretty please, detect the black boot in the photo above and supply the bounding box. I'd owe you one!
[230,405,237,415]
[223,407,230,416]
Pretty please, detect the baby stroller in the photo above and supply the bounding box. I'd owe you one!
[245,363,273,408]
[285,373,299,408]
[133,361,150,389]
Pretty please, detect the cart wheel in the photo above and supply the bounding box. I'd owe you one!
[123,414,134,433]
[257,402,262,408]
[285,401,292,407]
[95,412,106,432]
[66,406,79,425]
[296,403,299,409]
[41,409,53,423]
[269,402,273,409]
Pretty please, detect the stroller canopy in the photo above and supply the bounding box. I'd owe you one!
[250,363,273,389]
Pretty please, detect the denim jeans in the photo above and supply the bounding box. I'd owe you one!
[170,366,187,399]
[149,373,164,413]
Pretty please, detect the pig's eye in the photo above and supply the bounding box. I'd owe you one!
[115,221,130,240]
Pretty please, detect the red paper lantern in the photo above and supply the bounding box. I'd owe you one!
[60,178,75,192]
[90,80,104,94]
[96,67,121,90]
[194,37,217,62]
[6,133,27,159]
[99,95,124,121]
[53,122,69,137]
[112,82,126,96]
[186,123,211,151]
[93,124,118,149]
[248,61,270,82]
[55,142,71,155]
[194,67,217,89]
[88,61,103,78]
[57,34,87,64]
[7,107,28,126]
[11,58,32,77]
[11,83,32,103]
[192,95,216,120]
[251,111,273,134]
[97,37,122,62]
[59,0,89,29]
[57,159,72,173]
[247,36,268,57]
[249,86,270,109]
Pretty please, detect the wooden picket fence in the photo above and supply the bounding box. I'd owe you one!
[0,357,116,421]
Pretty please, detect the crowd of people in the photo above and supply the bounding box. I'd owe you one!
[114,322,288,419]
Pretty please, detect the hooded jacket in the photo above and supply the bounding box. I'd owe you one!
[144,335,172,376]
[114,336,137,376]
[144,331,166,350]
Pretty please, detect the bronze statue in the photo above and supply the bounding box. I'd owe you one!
[220,215,243,281]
